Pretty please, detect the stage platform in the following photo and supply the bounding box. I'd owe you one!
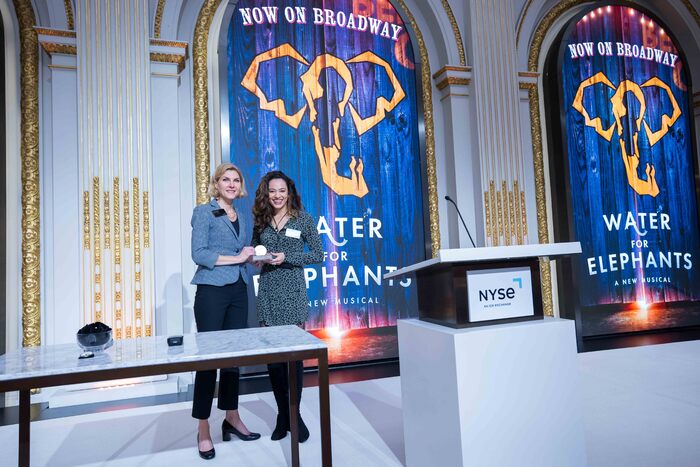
[0,339,698,466]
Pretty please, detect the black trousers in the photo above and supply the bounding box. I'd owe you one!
[191,279,248,420]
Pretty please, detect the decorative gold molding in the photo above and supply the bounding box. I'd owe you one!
[64,0,74,30]
[92,177,102,322]
[432,65,470,80]
[83,191,90,249]
[124,191,131,247]
[518,71,539,79]
[154,0,166,38]
[40,42,77,56]
[527,0,585,72]
[394,0,440,256]
[113,177,123,340]
[439,0,466,66]
[104,191,111,249]
[132,178,142,338]
[150,38,188,49]
[35,27,76,38]
[681,0,700,27]
[436,76,471,91]
[150,52,186,73]
[143,191,151,248]
[192,0,223,206]
[14,0,41,348]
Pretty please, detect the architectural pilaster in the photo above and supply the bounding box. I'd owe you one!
[468,0,529,246]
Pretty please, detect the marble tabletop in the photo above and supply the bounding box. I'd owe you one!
[0,326,326,383]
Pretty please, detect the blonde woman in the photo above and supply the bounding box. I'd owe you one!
[190,163,260,459]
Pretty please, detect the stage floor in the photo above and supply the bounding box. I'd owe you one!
[1,339,699,466]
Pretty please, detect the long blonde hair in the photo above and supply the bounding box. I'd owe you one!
[208,163,247,199]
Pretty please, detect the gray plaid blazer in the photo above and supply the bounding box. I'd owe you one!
[190,199,250,286]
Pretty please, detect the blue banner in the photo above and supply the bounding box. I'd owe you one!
[560,5,700,335]
[227,0,425,359]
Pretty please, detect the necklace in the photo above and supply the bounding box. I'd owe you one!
[217,199,237,221]
[272,210,288,231]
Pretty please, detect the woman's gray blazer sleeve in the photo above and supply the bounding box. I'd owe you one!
[191,206,218,270]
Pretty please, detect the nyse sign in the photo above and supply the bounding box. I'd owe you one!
[467,267,535,322]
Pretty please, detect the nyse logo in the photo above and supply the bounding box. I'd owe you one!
[478,277,523,302]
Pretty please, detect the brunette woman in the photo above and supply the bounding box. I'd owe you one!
[252,170,323,442]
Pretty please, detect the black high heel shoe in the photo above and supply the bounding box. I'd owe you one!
[222,419,261,441]
[298,415,310,443]
[197,434,215,460]
[271,413,289,441]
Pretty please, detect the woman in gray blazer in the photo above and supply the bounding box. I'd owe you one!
[190,163,260,460]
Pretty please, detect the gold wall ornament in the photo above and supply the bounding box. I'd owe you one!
[34,27,76,38]
[124,190,131,247]
[483,180,528,248]
[104,191,111,249]
[14,0,41,348]
[150,52,186,73]
[133,178,143,338]
[439,0,466,66]
[527,0,586,72]
[143,192,151,248]
[193,0,224,206]
[150,39,188,49]
[154,0,166,38]
[393,0,440,257]
[681,0,700,26]
[92,177,102,322]
[63,0,74,30]
[435,77,471,91]
[113,177,123,339]
[83,191,91,249]
[39,42,77,56]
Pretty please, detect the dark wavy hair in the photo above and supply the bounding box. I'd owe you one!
[253,171,303,233]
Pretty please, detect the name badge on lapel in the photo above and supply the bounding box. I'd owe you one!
[285,228,301,239]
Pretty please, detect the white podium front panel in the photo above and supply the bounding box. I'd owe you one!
[466,266,535,322]
[398,318,588,467]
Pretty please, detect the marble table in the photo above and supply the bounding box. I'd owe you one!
[0,326,331,467]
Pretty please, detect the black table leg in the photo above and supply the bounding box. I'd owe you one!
[19,389,30,467]
[288,361,300,467]
[318,350,332,466]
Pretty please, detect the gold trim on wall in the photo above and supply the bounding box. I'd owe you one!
[83,191,90,250]
[150,38,188,48]
[64,0,74,30]
[192,0,223,206]
[436,77,471,91]
[35,27,76,38]
[150,52,186,73]
[432,65,470,80]
[113,177,123,340]
[154,0,166,38]
[14,0,41,348]
[192,0,441,255]
[39,42,77,56]
[92,177,102,322]
[439,0,466,66]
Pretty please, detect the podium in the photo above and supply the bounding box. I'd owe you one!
[385,242,581,328]
[388,243,587,467]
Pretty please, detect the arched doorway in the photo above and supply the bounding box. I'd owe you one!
[544,4,700,347]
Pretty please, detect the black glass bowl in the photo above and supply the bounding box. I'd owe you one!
[77,322,113,352]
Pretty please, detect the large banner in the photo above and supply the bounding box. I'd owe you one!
[560,5,700,336]
[228,0,424,361]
